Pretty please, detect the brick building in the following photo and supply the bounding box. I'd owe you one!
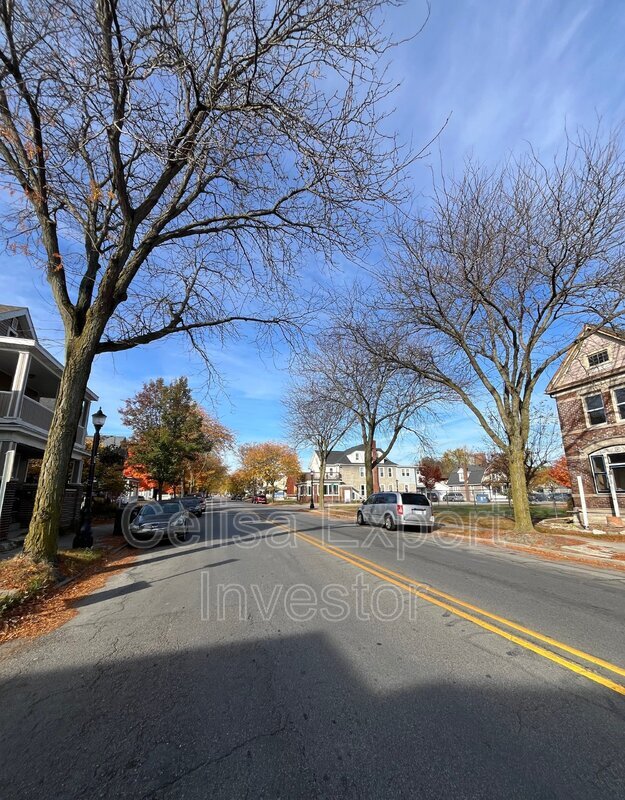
[546,326,625,526]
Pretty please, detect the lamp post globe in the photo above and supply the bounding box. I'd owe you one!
[73,407,106,549]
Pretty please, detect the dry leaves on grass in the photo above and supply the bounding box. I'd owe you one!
[0,543,137,644]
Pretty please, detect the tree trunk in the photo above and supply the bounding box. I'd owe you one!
[364,440,373,496]
[318,457,326,510]
[23,337,97,562]
[508,439,534,532]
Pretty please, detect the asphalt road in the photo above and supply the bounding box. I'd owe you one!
[1,501,624,799]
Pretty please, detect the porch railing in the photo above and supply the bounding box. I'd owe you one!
[0,391,11,417]
[0,394,90,447]
[21,395,54,430]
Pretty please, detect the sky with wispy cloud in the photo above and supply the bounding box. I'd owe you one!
[3,0,625,468]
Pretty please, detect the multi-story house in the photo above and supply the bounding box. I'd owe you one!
[445,465,489,500]
[298,444,424,503]
[0,305,97,538]
[546,325,625,526]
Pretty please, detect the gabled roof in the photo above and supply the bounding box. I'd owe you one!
[546,324,625,396]
[0,305,36,340]
[447,465,485,486]
[322,445,397,466]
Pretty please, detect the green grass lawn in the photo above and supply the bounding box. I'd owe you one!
[320,501,570,527]
[433,502,570,526]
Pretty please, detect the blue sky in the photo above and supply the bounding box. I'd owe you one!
[4,0,625,468]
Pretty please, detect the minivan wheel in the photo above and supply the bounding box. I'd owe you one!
[384,514,396,531]
[356,511,364,526]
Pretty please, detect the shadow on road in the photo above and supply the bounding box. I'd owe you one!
[1,631,624,799]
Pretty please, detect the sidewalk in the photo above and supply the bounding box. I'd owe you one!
[0,522,118,561]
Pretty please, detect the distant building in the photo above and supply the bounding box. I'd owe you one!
[297,444,424,503]
[0,306,97,538]
[445,465,489,500]
[546,325,625,525]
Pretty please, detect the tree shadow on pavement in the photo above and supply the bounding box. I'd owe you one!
[1,631,624,800]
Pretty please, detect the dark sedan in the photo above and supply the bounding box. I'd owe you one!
[179,496,204,516]
[127,501,191,546]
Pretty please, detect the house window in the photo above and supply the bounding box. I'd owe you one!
[613,387,625,421]
[359,466,365,477]
[584,394,606,426]
[380,484,384,492]
[588,349,609,368]
[360,484,365,496]
[387,467,392,477]
[354,452,360,461]
[590,456,608,492]
[404,484,409,492]
[378,467,384,476]
[607,453,625,492]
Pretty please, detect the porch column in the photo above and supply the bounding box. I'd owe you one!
[9,351,31,417]
[0,441,17,520]
[71,458,84,484]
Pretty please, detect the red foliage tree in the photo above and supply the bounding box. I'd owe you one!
[547,456,571,488]
[420,457,443,490]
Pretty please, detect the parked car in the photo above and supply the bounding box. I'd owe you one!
[475,492,490,504]
[529,492,549,502]
[426,491,440,503]
[252,495,268,504]
[442,492,465,502]
[356,491,433,531]
[552,492,572,502]
[128,501,190,545]
[179,496,204,516]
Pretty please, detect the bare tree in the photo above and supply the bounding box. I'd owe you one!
[312,328,438,496]
[0,0,410,560]
[377,130,625,531]
[483,403,562,494]
[284,378,353,509]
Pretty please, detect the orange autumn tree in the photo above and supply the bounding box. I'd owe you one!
[547,456,571,489]
[239,442,301,500]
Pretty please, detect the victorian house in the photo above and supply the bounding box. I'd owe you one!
[546,326,625,526]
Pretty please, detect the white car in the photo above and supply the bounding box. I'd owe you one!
[356,491,434,531]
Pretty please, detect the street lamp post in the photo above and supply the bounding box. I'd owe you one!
[309,470,315,510]
[73,407,107,549]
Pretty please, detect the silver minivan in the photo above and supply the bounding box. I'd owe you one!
[356,491,434,531]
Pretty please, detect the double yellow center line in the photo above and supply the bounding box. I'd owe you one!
[296,531,625,697]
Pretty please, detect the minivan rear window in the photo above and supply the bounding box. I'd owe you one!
[401,493,430,506]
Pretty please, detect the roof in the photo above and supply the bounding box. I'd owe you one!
[546,324,625,395]
[323,445,397,465]
[447,465,485,486]
[0,304,26,314]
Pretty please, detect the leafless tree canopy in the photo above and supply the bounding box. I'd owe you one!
[0,0,406,353]
[375,130,625,528]
[1,0,413,559]
[284,379,352,454]
[308,326,440,494]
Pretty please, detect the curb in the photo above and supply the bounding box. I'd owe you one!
[435,529,625,573]
[55,540,130,589]
[306,507,625,573]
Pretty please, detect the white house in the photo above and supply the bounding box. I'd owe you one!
[298,444,425,503]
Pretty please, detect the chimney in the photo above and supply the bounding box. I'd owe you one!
[372,439,380,492]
